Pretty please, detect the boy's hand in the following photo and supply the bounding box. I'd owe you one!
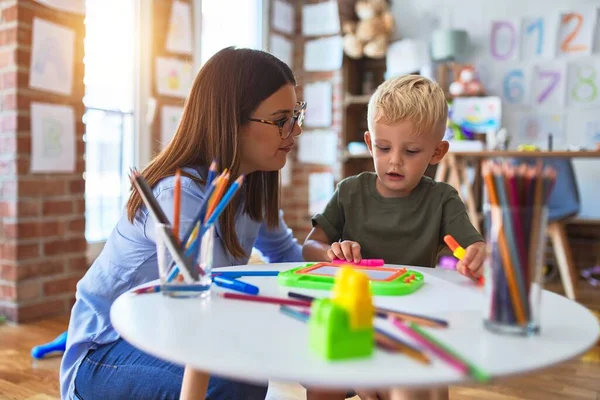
[327,240,362,263]
[457,241,486,280]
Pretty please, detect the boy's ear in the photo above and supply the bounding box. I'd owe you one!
[429,140,449,165]
[364,131,374,155]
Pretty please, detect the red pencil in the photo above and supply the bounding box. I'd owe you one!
[218,292,312,307]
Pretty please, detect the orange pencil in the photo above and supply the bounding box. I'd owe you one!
[443,234,484,286]
[173,168,181,243]
[205,170,229,222]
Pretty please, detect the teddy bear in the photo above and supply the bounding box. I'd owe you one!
[448,65,485,97]
[339,0,395,59]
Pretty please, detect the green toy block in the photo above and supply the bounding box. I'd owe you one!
[308,298,374,360]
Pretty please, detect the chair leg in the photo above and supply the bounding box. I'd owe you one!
[547,222,577,300]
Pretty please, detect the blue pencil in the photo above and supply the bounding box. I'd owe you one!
[206,160,217,186]
[199,175,244,238]
[167,175,244,282]
[212,271,279,277]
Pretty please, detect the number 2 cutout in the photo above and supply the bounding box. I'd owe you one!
[561,13,587,53]
[536,69,561,104]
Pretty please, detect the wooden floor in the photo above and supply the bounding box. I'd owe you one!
[0,283,598,400]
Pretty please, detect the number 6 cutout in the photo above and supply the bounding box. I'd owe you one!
[557,8,597,56]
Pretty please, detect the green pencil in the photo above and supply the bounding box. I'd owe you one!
[409,322,491,383]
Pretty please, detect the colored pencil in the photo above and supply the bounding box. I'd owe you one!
[206,160,217,186]
[391,318,468,374]
[482,160,556,328]
[219,292,312,307]
[173,168,181,242]
[407,322,490,382]
[212,271,279,277]
[129,168,169,225]
[374,326,431,364]
[278,306,430,361]
[287,291,448,328]
[205,170,229,222]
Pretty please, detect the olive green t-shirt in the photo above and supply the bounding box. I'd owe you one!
[311,172,483,267]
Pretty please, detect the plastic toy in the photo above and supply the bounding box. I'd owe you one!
[309,268,374,360]
[32,331,67,359]
[278,262,424,296]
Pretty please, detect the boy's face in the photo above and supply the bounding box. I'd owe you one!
[364,120,449,197]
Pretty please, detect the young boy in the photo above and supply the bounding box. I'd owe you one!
[302,74,485,400]
[303,74,485,283]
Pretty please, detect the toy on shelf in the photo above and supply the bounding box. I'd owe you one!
[309,268,374,360]
[339,0,395,59]
[277,262,425,296]
[448,65,485,97]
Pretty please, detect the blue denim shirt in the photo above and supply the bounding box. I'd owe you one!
[60,167,303,399]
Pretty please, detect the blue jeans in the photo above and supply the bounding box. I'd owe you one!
[74,339,268,400]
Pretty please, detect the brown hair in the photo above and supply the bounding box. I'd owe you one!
[127,47,296,259]
[367,75,448,140]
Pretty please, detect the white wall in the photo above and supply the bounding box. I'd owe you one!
[390,0,600,219]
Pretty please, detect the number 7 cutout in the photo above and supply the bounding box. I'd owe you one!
[557,7,597,56]
[531,63,567,107]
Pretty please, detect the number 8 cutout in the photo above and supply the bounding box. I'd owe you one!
[566,62,600,107]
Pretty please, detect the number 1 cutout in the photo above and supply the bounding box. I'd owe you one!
[526,18,544,55]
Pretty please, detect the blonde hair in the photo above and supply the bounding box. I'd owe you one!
[367,75,448,139]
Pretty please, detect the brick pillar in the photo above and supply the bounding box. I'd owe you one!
[0,0,86,322]
[269,0,343,242]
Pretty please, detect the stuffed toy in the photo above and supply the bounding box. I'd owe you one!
[448,65,485,97]
[339,0,395,59]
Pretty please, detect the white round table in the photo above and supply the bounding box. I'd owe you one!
[110,263,599,390]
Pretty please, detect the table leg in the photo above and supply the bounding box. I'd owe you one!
[180,366,209,400]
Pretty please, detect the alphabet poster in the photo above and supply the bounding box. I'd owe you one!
[29,18,75,96]
[30,102,76,173]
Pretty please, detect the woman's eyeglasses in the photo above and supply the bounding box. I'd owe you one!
[248,101,306,140]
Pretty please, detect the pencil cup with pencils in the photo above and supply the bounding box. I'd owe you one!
[155,223,215,298]
[482,160,555,336]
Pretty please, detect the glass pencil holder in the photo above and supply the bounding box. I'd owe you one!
[482,205,548,336]
[156,222,215,299]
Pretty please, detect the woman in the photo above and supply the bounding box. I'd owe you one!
[60,47,305,400]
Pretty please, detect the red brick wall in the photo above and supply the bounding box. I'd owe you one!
[270,0,343,242]
[0,0,86,322]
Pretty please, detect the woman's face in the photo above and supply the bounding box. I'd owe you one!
[239,84,302,174]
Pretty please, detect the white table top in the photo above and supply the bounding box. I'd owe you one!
[110,263,600,390]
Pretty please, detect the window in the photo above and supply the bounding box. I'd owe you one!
[200,0,264,64]
[83,0,136,242]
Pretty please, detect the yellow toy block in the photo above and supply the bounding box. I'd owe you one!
[332,267,374,330]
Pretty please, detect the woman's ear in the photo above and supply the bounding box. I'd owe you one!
[430,140,449,165]
[364,131,374,155]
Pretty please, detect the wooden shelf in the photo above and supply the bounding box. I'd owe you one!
[344,94,371,106]
[343,153,371,161]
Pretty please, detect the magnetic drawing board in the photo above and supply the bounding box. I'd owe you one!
[277,263,425,296]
